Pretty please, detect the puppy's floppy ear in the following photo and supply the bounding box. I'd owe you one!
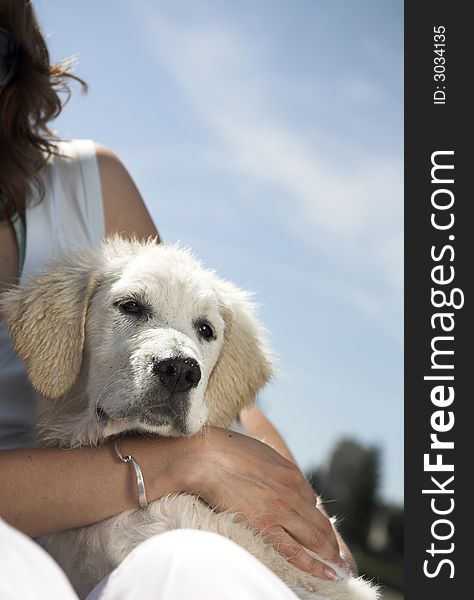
[205,278,273,428]
[0,264,100,400]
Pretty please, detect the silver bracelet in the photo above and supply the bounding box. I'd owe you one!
[114,440,149,509]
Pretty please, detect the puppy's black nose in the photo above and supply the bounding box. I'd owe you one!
[153,357,201,392]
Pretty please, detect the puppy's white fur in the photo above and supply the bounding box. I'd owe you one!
[0,237,378,600]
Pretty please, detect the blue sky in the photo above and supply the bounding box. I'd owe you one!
[36,0,403,503]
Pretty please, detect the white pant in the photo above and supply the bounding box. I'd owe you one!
[0,518,299,599]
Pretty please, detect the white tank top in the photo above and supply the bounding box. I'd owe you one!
[0,139,104,449]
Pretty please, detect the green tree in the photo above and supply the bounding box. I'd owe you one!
[308,438,380,549]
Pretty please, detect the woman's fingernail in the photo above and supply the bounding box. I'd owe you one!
[324,567,338,581]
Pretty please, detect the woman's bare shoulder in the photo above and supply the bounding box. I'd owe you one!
[95,143,160,241]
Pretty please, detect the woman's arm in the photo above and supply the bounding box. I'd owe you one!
[240,405,358,575]
[0,429,341,580]
[95,143,161,241]
[240,405,297,462]
[0,437,188,537]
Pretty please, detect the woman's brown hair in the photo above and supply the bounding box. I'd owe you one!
[0,0,86,222]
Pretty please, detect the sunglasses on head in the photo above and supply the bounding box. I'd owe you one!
[0,26,20,89]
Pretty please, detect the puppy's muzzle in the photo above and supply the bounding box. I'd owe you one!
[153,357,201,393]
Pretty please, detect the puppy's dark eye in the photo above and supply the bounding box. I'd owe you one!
[197,322,215,340]
[119,300,144,316]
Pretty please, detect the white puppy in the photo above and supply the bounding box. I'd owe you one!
[0,237,378,600]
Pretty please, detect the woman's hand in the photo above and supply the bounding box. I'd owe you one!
[183,427,343,580]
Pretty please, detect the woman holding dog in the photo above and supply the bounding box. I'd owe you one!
[0,2,355,598]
